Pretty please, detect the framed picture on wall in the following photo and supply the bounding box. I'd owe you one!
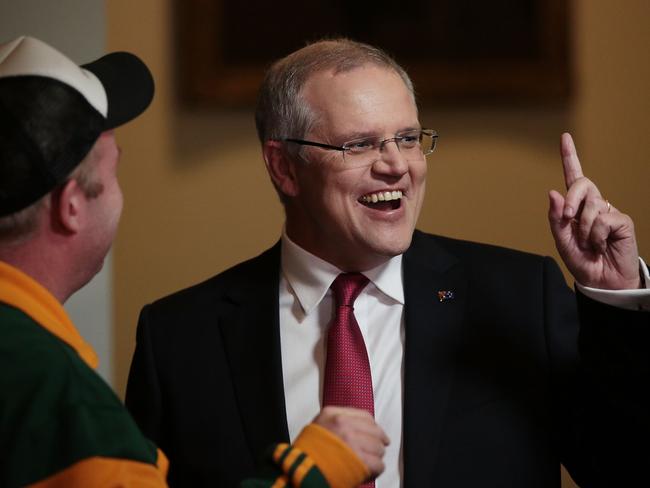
[176,0,570,107]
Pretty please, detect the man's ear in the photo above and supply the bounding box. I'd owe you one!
[52,179,84,234]
[263,140,300,198]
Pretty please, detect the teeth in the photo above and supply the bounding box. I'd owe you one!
[360,190,403,203]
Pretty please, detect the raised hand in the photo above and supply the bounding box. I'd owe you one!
[548,133,640,289]
[312,406,390,480]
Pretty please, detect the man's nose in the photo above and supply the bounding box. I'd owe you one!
[372,139,409,176]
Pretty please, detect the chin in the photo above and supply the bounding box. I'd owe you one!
[86,254,107,284]
[383,227,414,251]
[366,235,413,261]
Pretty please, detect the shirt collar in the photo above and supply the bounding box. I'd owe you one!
[0,260,98,369]
[281,230,404,315]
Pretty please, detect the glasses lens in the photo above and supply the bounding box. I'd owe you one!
[342,130,437,165]
[397,130,424,157]
[342,136,376,165]
[344,137,375,155]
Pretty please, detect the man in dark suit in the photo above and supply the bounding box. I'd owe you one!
[126,39,649,487]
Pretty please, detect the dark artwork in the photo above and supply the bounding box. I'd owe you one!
[176,0,570,106]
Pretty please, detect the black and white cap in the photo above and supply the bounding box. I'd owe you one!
[0,36,154,217]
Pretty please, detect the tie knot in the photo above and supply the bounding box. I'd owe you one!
[330,273,369,308]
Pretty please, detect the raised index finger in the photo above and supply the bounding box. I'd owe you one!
[560,132,584,189]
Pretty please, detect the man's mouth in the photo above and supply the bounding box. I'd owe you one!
[358,190,403,210]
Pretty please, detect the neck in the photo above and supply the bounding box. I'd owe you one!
[0,241,76,304]
[284,225,391,273]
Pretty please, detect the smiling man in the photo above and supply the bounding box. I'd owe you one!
[267,64,427,272]
[126,39,649,487]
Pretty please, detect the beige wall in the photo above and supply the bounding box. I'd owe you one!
[108,1,648,485]
[0,0,115,383]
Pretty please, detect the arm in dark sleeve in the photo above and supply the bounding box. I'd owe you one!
[544,257,650,486]
[577,289,649,423]
[125,304,164,447]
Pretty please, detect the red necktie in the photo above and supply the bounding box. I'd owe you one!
[323,274,376,487]
[323,272,373,413]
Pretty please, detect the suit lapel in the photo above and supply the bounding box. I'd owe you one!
[218,243,290,463]
[215,233,468,479]
[402,231,468,486]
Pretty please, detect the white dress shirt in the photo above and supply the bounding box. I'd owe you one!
[280,232,405,487]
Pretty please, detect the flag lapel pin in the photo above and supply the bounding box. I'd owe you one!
[437,290,455,303]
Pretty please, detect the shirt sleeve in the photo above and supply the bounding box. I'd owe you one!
[576,258,650,311]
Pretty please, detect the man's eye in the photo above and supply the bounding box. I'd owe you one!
[346,139,374,152]
[398,132,420,147]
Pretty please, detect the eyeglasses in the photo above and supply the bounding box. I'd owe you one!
[283,129,438,167]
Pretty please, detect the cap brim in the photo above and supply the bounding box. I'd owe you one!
[82,52,154,130]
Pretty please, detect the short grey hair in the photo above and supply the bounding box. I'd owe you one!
[0,197,47,245]
[254,38,416,153]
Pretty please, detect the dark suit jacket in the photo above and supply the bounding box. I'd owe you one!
[125,231,649,487]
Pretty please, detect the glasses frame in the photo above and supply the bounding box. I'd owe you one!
[283,129,438,161]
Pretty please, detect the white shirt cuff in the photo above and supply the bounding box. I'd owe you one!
[576,258,650,312]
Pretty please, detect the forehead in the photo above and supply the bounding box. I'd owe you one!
[302,65,418,138]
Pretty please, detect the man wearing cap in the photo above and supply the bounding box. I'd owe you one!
[0,36,388,488]
[126,38,649,487]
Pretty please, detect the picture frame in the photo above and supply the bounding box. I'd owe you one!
[176,0,570,107]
